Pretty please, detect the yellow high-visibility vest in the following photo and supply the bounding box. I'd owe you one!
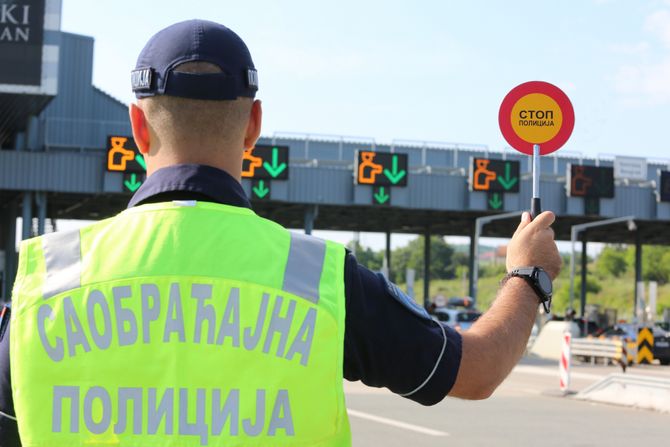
[11,201,351,446]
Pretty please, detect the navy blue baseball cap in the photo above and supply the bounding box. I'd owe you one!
[132,20,258,100]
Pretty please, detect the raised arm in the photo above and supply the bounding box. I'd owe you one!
[449,211,561,399]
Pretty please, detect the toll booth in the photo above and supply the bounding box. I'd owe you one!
[0,0,131,300]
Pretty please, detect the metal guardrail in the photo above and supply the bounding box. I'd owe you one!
[571,337,634,369]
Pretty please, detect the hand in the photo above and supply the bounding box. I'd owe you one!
[506,211,561,279]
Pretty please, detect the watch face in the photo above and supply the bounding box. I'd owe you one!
[537,270,553,294]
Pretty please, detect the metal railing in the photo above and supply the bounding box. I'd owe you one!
[42,117,131,151]
[571,337,633,369]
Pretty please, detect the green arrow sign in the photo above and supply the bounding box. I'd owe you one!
[123,173,142,192]
[372,185,391,205]
[497,162,518,191]
[263,147,288,178]
[374,186,390,204]
[488,192,503,210]
[253,179,270,199]
[383,155,407,185]
[135,154,147,171]
[251,179,271,201]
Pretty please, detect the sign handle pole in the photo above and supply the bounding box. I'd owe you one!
[531,144,541,218]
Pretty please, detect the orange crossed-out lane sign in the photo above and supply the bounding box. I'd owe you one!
[472,159,497,190]
[358,152,384,184]
[242,147,263,178]
[107,137,136,171]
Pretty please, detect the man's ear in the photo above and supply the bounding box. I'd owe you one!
[129,103,151,155]
[243,100,263,150]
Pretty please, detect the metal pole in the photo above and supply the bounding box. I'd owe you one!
[303,205,317,235]
[21,192,33,240]
[568,215,636,311]
[424,229,431,309]
[472,211,523,301]
[385,231,392,282]
[2,199,19,301]
[580,236,587,318]
[468,224,476,298]
[533,144,540,199]
[35,192,47,235]
[635,232,642,318]
[569,227,577,312]
[472,220,482,301]
[531,144,541,218]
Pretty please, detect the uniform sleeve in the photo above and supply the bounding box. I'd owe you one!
[0,306,21,447]
[342,253,463,406]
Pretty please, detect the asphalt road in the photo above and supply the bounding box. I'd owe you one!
[345,357,670,446]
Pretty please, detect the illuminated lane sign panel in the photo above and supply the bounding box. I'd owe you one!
[372,186,391,206]
[0,0,45,86]
[105,136,147,193]
[568,165,614,198]
[242,145,289,180]
[471,158,520,193]
[660,171,670,203]
[356,151,408,187]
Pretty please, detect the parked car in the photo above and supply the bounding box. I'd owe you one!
[432,307,481,331]
[600,324,670,365]
[446,296,475,309]
[574,317,601,337]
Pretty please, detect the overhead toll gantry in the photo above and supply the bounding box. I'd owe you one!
[2,21,670,310]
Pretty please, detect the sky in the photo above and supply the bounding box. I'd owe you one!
[54,0,670,251]
[60,0,670,161]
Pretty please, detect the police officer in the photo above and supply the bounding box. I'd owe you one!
[0,20,561,446]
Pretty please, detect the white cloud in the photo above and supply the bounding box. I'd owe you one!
[644,10,670,47]
[612,59,670,104]
[608,9,670,105]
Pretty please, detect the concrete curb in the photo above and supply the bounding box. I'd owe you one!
[574,373,670,413]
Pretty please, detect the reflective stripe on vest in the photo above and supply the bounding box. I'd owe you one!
[11,201,351,447]
[43,229,81,300]
[41,230,327,305]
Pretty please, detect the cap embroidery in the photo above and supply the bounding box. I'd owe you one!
[131,68,153,91]
[247,68,259,89]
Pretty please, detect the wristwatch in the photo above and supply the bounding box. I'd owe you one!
[505,266,553,313]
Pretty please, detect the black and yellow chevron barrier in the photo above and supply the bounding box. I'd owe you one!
[637,327,654,364]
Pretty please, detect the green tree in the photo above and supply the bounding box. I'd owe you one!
[624,245,670,285]
[347,241,383,272]
[642,246,670,284]
[595,245,628,278]
[392,236,455,283]
[553,276,602,314]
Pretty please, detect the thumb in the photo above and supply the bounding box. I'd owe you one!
[513,212,532,237]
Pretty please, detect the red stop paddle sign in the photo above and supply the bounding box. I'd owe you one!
[498,81,575,156]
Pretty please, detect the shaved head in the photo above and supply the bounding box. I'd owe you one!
[139,61,253,157]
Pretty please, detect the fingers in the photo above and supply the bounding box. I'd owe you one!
[525,211,556,232]
[513,212,532,237]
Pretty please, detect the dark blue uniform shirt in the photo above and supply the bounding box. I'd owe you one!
[0,164,462,445]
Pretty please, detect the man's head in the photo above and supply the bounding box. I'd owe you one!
[128,20,262,177]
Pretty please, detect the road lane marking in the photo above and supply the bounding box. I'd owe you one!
[514,365,602,380]
[347,409,449,437]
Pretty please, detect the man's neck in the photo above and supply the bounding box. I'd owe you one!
[146,153,243,182]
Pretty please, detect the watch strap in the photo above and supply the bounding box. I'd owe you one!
[503,266,552,313]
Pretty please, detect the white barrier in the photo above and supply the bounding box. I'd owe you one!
[576,374,670,413]
[559,332,571,392]
[530,321,580,360]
